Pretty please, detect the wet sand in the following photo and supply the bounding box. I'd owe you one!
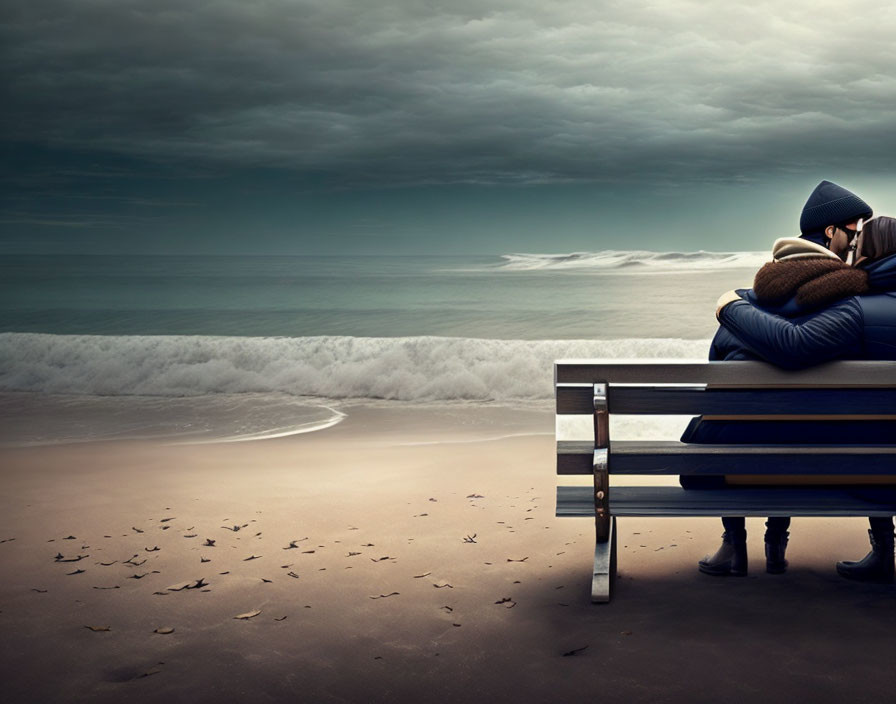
[1,405,894,703]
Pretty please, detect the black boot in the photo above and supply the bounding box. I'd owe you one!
[836,528,895,584]
[699,531,747,576]
[764,521,789,574]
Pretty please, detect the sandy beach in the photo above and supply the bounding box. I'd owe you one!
[1,405,895,704]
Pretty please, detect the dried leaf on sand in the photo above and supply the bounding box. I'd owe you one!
[234,610,261,620]
[167,578,208,591]
[55,554,89,562]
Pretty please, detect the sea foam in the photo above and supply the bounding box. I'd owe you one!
[0,333,711,402]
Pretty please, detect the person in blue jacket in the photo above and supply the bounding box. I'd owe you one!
[705,215,896,583]
[688,181,880,578]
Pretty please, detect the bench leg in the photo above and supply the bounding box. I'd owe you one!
[591,516,617,603]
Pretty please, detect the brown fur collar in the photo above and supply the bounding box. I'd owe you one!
[753,259,869,310]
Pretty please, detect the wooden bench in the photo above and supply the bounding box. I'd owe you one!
[554,359,896,603]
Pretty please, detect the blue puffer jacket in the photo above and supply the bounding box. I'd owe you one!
[712,252,896,367]
[680,252,896,471]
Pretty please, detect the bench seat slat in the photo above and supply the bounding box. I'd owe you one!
[556,385,896,415]
[557,440,896,475]
[555,360,896,386]
[556,485,896,517]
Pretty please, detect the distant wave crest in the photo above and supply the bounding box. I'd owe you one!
[0,333,710,402]
[496,250,769,271]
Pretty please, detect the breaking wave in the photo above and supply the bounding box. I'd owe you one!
[495,250,769,272]
[0,333,711,402]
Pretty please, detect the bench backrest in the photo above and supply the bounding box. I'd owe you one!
[556,359,896,478]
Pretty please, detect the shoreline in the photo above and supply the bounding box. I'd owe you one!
[0,391,557,449]
[1,407,894,702]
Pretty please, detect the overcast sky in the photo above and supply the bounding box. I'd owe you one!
[3,0,896,254]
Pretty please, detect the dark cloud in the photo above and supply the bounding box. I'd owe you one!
[4,0,896,188]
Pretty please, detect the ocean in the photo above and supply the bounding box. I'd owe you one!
[0,251,767,445]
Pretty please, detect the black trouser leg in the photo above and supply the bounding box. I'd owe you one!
[765,516,791,536]
[721,516,745,534]
[869,516,894,536]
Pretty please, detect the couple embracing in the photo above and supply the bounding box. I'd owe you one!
[685,180,896,582]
